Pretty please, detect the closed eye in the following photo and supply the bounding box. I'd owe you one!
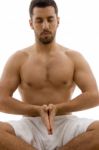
[48,16,55,22]
[36,18,43,23]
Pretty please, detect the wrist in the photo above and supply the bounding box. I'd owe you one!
[34,105,41,116]
[28,105,41,117]
[56,103,68,115]
[55,103,63,115]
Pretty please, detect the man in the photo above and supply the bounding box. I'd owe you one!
[0,0,99,149]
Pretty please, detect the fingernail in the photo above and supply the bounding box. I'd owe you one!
[48,129,53,135]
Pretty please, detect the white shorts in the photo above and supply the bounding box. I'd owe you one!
[8,115,95,150]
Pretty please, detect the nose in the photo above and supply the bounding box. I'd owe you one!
[42,20,49,30]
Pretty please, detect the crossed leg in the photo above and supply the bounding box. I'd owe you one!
[0,121,37,150]
[1,120,99,150]
[59,121,99,150]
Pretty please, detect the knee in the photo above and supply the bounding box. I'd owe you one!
[87,122,99,149]
[0,121,15,135]
[91,130,99,149]
[87,121,99,131]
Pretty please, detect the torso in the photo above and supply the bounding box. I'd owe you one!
[18,44,75,105]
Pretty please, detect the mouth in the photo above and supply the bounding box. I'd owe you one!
[41,31,51,35]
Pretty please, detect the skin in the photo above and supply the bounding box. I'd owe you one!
[0,6,99,150]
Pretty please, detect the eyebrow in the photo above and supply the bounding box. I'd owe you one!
[35,16,55,20]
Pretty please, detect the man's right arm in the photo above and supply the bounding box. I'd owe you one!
[0,95,40,117]
[0,51,52,133]
[0,51,40,117]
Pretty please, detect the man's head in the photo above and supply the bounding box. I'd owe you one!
[29,0,58,19]
[29,0,59,44]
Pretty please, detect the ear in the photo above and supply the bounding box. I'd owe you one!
[57,16,60,26]
[29,19,34,30]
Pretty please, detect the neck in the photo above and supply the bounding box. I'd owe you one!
[34,41,57,53]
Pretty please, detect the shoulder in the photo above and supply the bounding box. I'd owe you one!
[59,45,89,68]
[6,46,34,65]
[62,47,87,64]
[58,44,81,57]
[63,47,84,60]
[3,46,34,72]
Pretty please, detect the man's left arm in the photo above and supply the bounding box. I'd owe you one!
[56,51,99,115]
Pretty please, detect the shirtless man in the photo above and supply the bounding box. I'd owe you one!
[0,0,99,150]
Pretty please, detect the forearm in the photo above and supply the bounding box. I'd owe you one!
[56,92,99,115]
[0,96,40,117]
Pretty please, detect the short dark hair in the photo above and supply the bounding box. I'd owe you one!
[29,0,58,18]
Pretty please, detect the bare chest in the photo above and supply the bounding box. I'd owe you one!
[20,52,74,88]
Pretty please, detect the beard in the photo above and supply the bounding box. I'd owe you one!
[35,30,56,44]
[39,35,55,44]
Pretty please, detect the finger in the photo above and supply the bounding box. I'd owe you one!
[48,104,56,134]
[49,111,55,134]
[48,104,53,110]
[40,105,51,133]
[43,105,49,112]
[44,114,51,132]
[42,105,53,134]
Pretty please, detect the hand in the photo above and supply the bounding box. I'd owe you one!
[39,105,51,134]
[48,104,57,134]
[39,104,57,135]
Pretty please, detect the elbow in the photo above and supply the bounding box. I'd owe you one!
[0,97,4,111]
[0,96,8,111]
[90,91,99,106]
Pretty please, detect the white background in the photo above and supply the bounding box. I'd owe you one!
[0,0,99,121]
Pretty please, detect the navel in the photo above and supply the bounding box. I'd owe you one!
[63,81,67,85]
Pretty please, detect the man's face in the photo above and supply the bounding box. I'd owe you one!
[29,6,59,44]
